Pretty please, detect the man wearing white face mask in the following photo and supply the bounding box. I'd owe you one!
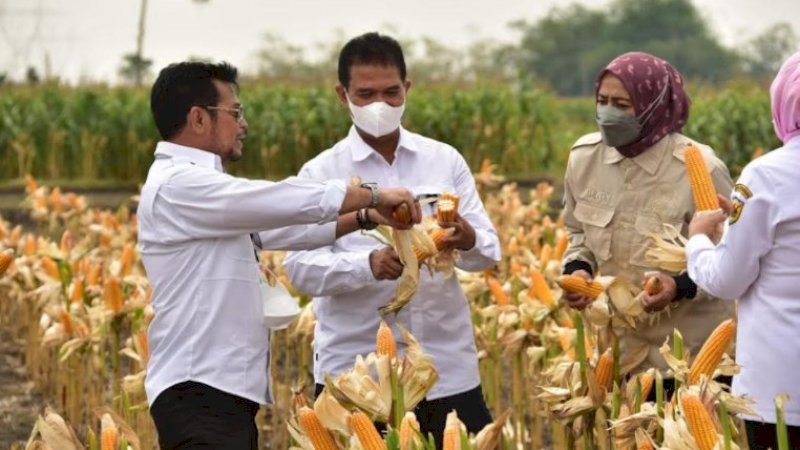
[284,32,501,448]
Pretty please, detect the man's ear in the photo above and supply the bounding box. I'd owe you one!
[404,78,412,94]
[335,83,349,108]
[187,106,207,134]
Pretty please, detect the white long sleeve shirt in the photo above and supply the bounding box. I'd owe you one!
[687,136,800,425]
[137,142,346,406]
[284,127,501,400]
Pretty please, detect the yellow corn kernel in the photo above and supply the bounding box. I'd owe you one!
[443,411,461,450]
[528,268,554,306]
[594,348,613,389]
[688,319,736,385]
[556,275,603,299]
[487,277,509,306]
[0,248,14,277]
[100,413,118,450]
[298,407,341,450]
[681,393,719,450]
[376,320,397,359]
[399,412,421,450]
[348,411,386,450]
[685,143,719,211]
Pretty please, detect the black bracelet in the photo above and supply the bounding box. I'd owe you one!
[356,208,377,230]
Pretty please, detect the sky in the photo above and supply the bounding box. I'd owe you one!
[0,0,798,83]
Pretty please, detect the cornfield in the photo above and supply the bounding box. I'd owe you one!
[0,81,778,184]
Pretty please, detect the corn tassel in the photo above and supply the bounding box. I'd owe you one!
[298,407,341,450]
[348,411,386,450]
[100,413,118,450]
[685,143,719,211]
[681,393,719,450]
[688,319,736,384]
[376,320,397,359]
[556,275,603,300]
[594,349,613,389]
[528,268,554,306]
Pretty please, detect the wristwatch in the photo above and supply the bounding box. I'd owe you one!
[356,208,377,230]
[360,182,380,208]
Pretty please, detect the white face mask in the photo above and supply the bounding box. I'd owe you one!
[345,92,405,138]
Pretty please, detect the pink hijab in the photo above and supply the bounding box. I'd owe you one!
[596,52,690,158]
[771,51,800,143]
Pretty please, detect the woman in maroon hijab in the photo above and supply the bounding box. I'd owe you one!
[559,52,735,399]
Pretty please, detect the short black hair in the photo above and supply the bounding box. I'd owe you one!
[150,61,238,140]
[337,32,406,89]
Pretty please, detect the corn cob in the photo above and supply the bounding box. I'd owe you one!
[554,231,569,261]
[134,331,149,364]
[69,276,84,304]
[42,257,60,280]
[50,187,63,213]
[556,275,603,300]
[639,370,655,400]
[23,235,37,256]
[348,411,387,450]
[103,276,124,314]
[594,349,613,389]
[87,264,102,286]
[685,143,719,211]
[634,427,655,450]
[376,320,397,359]
[399,412,421,450]
[413,228,449,263]
[60,230,73,254]
[119,243,135,277]
[0,248,14,277]
[298,407,341,450]
[539,243,553,269]
[100,413,118,450]
[681,393,719,450]
[644,276,662,295]
[393,203,412,225]
[437,198,457,224]
[441,192,460,210]
[528,268,554,306]
[487,276,509,306]
[443,411,461,450]
[688,319,736,384]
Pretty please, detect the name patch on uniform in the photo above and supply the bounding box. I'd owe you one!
[729,183,752,225]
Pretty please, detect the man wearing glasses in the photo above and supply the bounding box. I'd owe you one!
[138,61,420,449]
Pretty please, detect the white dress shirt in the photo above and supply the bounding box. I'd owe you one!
[687,136,800,425]
[284,127,501,400]
[138,141,346,406]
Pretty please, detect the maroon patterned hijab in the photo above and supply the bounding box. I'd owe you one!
[596,52,691,157]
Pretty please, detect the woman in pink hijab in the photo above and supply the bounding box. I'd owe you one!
[688,51,800,450]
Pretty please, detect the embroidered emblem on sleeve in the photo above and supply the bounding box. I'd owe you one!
[729,184,752,225]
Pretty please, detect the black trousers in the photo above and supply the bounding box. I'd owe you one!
[315,383,492,449]
[150,381,260,450]
[746,420,800,450]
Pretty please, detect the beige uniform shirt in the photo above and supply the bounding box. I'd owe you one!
[563,132,735,373]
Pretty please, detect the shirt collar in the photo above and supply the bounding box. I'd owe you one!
[154,141,224,173]
[602,136,669,175]
[348,126,419,162]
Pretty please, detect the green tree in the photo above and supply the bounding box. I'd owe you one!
[512,0,738,95]
[741,22,798,80]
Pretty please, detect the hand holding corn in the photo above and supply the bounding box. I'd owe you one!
[640,271,676,313]
[688,194,731,239]
[375,188,421,228]
[438,212,477,251]
[561,269,595,310]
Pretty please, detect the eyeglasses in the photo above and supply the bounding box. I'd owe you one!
[202,105,245,123]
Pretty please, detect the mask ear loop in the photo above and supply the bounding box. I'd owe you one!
[636,74,671,127]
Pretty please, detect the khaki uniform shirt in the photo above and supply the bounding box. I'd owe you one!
[563,132,735,373]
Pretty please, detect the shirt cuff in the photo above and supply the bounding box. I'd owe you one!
[672,272,698,301]
[686,233,715,258]
[318,179,347,224]
[563,260,593,276]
